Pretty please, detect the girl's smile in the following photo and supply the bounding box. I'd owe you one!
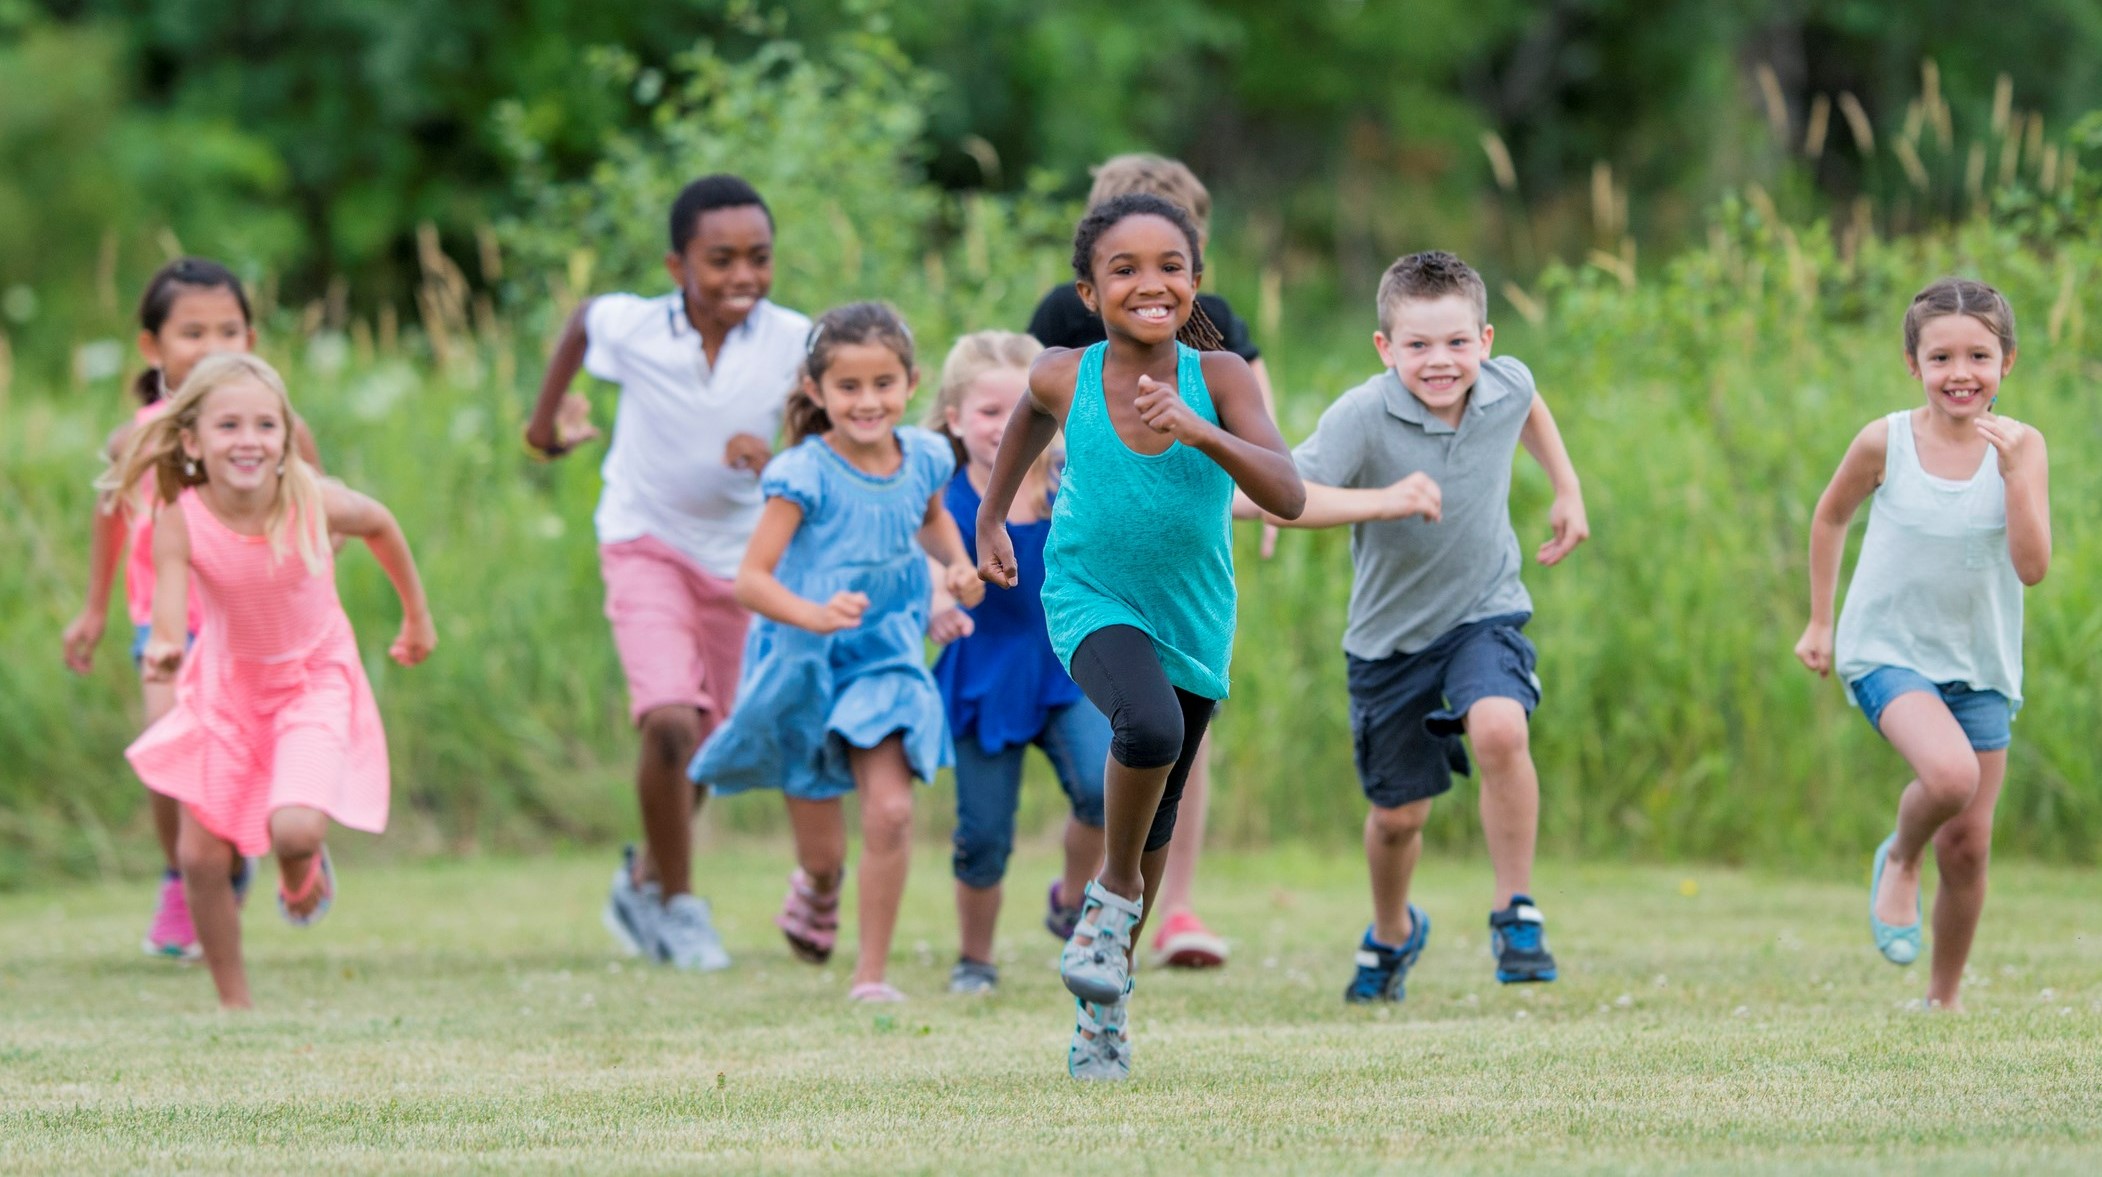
[184,379,287,498]
[1908,314,2013,421]
[812,341,917,468]
[1080,214,1197,346]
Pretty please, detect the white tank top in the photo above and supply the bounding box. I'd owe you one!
[1835,410,2024,705]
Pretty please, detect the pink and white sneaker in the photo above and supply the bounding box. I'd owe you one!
[142,870,201,961]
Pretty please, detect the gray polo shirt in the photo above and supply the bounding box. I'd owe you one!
[1291,355,1537,659]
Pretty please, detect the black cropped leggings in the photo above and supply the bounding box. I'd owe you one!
[1067,625,1217,852]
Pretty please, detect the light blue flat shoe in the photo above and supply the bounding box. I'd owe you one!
[1869,833,1921,966]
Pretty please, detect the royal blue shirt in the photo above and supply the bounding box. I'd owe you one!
[934,470,1084,754]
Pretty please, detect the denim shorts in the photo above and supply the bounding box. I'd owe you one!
[1849,665,2013,752]
[950,699,1110,888]
[1346,613,1540,808]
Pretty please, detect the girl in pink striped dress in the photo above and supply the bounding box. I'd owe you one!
[105,353,436,1009]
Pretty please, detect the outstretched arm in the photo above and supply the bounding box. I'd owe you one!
[138,503,193,684]
[1518,394,1588,565]
[735,497,868,633]
[523,300,602,459]
[920,494,986,609]
[978,352,1075,588]
[1233,474,1440,529]
[1795,419,1887,676]
[1138,353,1303,520]
[63,423,141,673]
[324,483,436,665]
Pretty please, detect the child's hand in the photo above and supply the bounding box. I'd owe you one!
[1537,493,1590,565]
[390,612,438,666]
[1378,472,1443,523]
[1134,375,1212,443]
[1976,412,2039,475]
[554,393,600,448]
[139,635,185,684]
[61,610,105,675]
[724,432,772,473]
[946,561,986,609]
[978,525,1018,589]
[815,591,870,634]
[928,606,975,646]
[1794,621,1833,677]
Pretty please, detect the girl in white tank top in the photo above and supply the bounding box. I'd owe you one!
[1794,278,2052,1012]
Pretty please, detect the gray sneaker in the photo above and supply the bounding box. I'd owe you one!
[948,958,999,995]
[602,845,661,958]
[658,892,732,972]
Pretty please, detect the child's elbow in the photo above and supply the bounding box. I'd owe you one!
[732,569,765,610]
[1272,483,1307,522]
[2018,553,2050,587]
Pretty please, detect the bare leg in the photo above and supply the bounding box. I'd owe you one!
[1926,749,2006,1011]
[141,678,180,869]
[1097,756,1175,903]
[269,805,329,920]
[1467,698,1538,908]
[1872,694,1979,928]
[176,808,247,1009]
[1155,736,1210,916]
[1060,816,1105,909]
[956,882,1000,964]
[1366,800,1430,945]
[633,706,707,898]
[849,737,915,988]
[784,797,848,892]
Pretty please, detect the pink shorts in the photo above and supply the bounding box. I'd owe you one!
[599,535,750,725]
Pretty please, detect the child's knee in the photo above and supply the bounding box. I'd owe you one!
[1917,755,1981,809]
[176,828,234,879]
[269,807,327,857]
[1110,706,1184,771]
[860,792,915,852]
[951,828,1013,889]
[1935,820,1993,880]
[1366,801,1430,845]
[638,706,703,769]
[1465,700,1531,766]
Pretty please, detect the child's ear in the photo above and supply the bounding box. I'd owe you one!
[179,430,201,460]
[1372,331,1397,370]
[2001,346,2018,376]
[1075,278,1098,316]
[138,328,163,371]
[663,250,686,289]
[1903,347,1923,381]
[1479,322,1495,357]
[906,366,921,395]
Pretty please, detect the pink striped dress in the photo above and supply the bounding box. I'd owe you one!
[127,489,389,855]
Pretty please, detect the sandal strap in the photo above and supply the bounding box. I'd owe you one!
[282,851,329,905]
[789,869,841,910]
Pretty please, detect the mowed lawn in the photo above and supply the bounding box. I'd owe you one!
[4,842,2100,1175]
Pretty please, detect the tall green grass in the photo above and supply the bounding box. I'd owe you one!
[4,205,2098,886]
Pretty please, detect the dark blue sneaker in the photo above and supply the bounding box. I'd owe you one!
[1343,904,1430,1003]
[1489,895,1557,983]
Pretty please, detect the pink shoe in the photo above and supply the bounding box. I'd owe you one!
[775,869,839,965]
[847,981,907,1003]
[1151,908,1229,969]
[142,871,200,961]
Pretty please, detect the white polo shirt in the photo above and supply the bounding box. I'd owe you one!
[583,292,811,578]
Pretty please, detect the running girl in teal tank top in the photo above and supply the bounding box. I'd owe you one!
[975,193,1305,1080]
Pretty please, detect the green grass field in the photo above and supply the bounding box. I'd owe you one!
[5,842,2100,1174]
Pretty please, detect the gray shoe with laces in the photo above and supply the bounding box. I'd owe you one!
[948,958,999,995]
[602,845,661,958]
[657,891,732,972]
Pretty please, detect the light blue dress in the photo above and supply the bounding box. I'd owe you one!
[689,427,956,800]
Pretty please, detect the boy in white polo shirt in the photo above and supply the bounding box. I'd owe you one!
[526,174,810,971]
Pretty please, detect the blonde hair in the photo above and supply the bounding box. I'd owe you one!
[100,353,330,575]
[924,330,1055,516]
[1087,154,1211,243]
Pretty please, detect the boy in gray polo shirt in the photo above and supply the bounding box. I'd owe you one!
[1267,250,1588,1002]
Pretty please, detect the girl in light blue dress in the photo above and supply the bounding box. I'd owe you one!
[690,302,983,1002]
[1796,277,2051,1012]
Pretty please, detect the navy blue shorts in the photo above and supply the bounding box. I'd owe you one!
[1346,613,1540,808]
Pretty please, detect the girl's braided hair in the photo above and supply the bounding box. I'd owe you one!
[1069,193,1226,352]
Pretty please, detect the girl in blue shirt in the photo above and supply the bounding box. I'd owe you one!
[925,331,1110,997]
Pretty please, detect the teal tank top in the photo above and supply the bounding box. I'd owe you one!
[1041,342,1236,699]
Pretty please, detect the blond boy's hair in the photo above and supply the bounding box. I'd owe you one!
[1087,154,1211,243]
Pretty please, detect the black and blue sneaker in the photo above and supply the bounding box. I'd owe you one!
[1489,895,1557,983]
[1343,904,1430,1004]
